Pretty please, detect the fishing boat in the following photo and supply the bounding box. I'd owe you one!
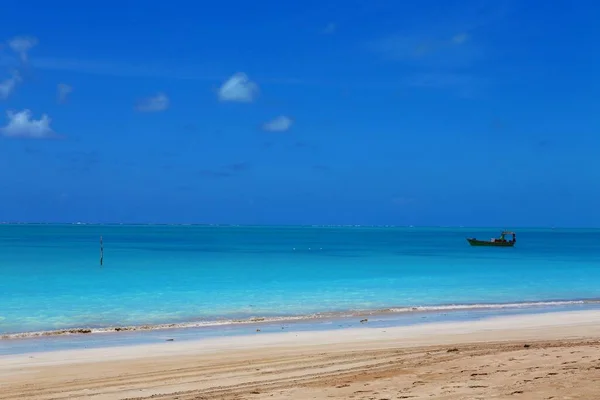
[467,231,516,247]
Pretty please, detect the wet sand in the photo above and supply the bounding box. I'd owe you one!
[1,311,599,400]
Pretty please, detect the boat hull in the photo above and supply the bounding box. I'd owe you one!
[467,238,515,247]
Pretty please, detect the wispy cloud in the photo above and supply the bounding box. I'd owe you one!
[0,46,307,88]
[217,73,259,103]
[0,109,59,139]
[364,0,510,94]
[135,93,169,112]
[262,115,293,132]
[0,55,313,85]
[406,72,483,88]
[405,71,488,98]
[0,35,307,86]
[0,54,224,81]
[0,70,20,99]
[57,83,72,104]
[366,32,481,69]
[322,22,336,34]
[365,30,485,95]
[452,33,469,44]
[7,36,38,63]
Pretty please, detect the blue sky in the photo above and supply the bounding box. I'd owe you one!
[0,0,599,226]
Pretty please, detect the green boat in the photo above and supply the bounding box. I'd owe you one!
[467,231,516,247]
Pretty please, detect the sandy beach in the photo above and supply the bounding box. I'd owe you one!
[1,311,600,400]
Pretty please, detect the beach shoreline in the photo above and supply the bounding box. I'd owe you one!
[1,310,599,399]
[3,298,600,340]
[3,301,600,357]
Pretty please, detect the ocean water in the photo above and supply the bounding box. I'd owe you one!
[1,225,600,336]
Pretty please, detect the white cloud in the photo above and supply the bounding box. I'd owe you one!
[262,116,293,132]
[7,36,38,62]
[0,71,21,99]
[57,83,72,103]
[218,72,259,102]
[0,109,57,139]
[135,93,169,112]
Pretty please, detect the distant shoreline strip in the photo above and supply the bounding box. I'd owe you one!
[3,299,599,340]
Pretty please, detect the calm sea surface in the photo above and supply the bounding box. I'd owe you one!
[1,225,599,335]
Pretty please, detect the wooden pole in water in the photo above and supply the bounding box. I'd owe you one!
[100,236,104,266]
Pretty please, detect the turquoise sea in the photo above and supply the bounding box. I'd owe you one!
[1,225,600,342]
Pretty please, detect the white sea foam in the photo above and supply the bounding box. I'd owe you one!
[2,299,598,340]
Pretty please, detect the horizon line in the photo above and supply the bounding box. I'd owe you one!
[0,222,597,230]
